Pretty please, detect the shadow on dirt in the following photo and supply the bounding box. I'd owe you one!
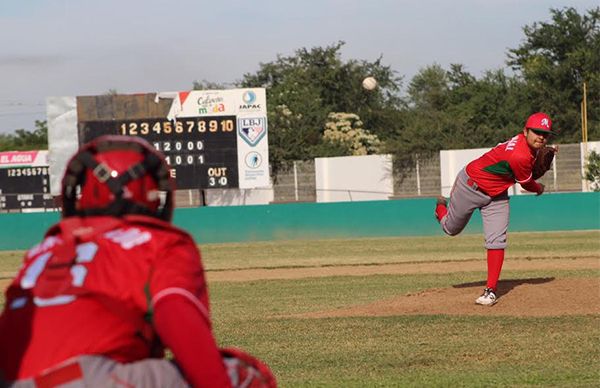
[452,277,556,297]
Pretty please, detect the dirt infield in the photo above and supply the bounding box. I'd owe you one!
[208,257,600,318]
[301,277,599,318]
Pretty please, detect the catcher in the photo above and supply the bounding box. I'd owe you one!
[0,135,276,387]
[435,112,557,306]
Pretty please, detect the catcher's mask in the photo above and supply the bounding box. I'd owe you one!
[61,135,174,221]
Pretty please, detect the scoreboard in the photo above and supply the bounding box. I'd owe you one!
[0,151,54,211]
[47,89,270,194]
[80,116,239,189]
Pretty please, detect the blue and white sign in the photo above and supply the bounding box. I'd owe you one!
[163,88,270,188]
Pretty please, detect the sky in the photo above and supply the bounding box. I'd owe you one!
[0,0,596,135]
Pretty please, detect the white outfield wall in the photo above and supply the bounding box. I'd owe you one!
[581,141,600,191]
[439,147,489,197]
[315,154,393,202]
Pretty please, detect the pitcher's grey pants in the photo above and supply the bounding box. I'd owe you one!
[440,168,509,249]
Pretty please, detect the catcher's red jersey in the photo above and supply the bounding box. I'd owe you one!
[0,215,210,380]
[465,133,536,197]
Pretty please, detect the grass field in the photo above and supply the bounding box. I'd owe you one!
[1,230,599,386]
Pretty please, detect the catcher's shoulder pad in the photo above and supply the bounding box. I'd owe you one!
[532,146,556,180]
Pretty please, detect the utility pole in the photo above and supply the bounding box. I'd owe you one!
[581,82,589,191]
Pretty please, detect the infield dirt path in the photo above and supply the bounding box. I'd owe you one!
[206,257,599,282]
[208,257,600,317]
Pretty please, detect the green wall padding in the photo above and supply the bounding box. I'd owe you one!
[0,192,598,250]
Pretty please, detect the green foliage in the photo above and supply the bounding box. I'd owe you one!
[385,65,531,182]
[0,120,48,151]
[375,6,599,178]
[507,7,600,142]
[407,63,450,111]
[228,8,599,182]
[238,41,403,177]
[584,150,600,191]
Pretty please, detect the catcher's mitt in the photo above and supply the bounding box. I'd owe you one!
[221,347,277,388]
[532,146,556,180]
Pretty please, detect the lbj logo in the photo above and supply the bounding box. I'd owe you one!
[238,117,267,146]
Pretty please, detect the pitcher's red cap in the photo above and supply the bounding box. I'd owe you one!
[525,112,555,134]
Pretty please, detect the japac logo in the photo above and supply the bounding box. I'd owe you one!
[238,117,267,146]
[197,94,226,114]
[239,90,261,111]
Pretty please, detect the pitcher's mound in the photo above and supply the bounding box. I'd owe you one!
[303,277,600,318]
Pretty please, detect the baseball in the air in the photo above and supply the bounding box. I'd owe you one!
[362,76,377,91]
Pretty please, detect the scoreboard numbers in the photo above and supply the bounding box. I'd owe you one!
[79,115,238,190]
[0,166,53,210]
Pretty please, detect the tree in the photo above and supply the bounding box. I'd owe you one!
[444,68,531,148]
[0,120,48,151]
[393,64,529,161]
[238,41,404,178]
[406,63,449,111]
[507,7,600,142]
[584,150,600,191]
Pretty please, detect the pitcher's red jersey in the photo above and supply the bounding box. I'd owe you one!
[0,215,210,380]
[465,133,537,197]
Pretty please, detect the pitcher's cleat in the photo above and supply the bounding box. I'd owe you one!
[475,288,497,306]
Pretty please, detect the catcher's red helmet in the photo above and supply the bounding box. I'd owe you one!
[61,135,174,221]
[525,112,554,134]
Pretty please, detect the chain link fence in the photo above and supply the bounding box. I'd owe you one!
[272,161,317,203]
[271,142,591,202]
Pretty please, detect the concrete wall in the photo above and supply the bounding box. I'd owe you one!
[315,154,393,202]
[0,192,598,250]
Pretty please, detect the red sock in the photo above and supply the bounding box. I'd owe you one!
[486,249,504,291]
[435,203,447,221]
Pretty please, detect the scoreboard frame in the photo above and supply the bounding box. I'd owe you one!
[0,151,54,211]
[47,89,269,196]
[79,115,239,190]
